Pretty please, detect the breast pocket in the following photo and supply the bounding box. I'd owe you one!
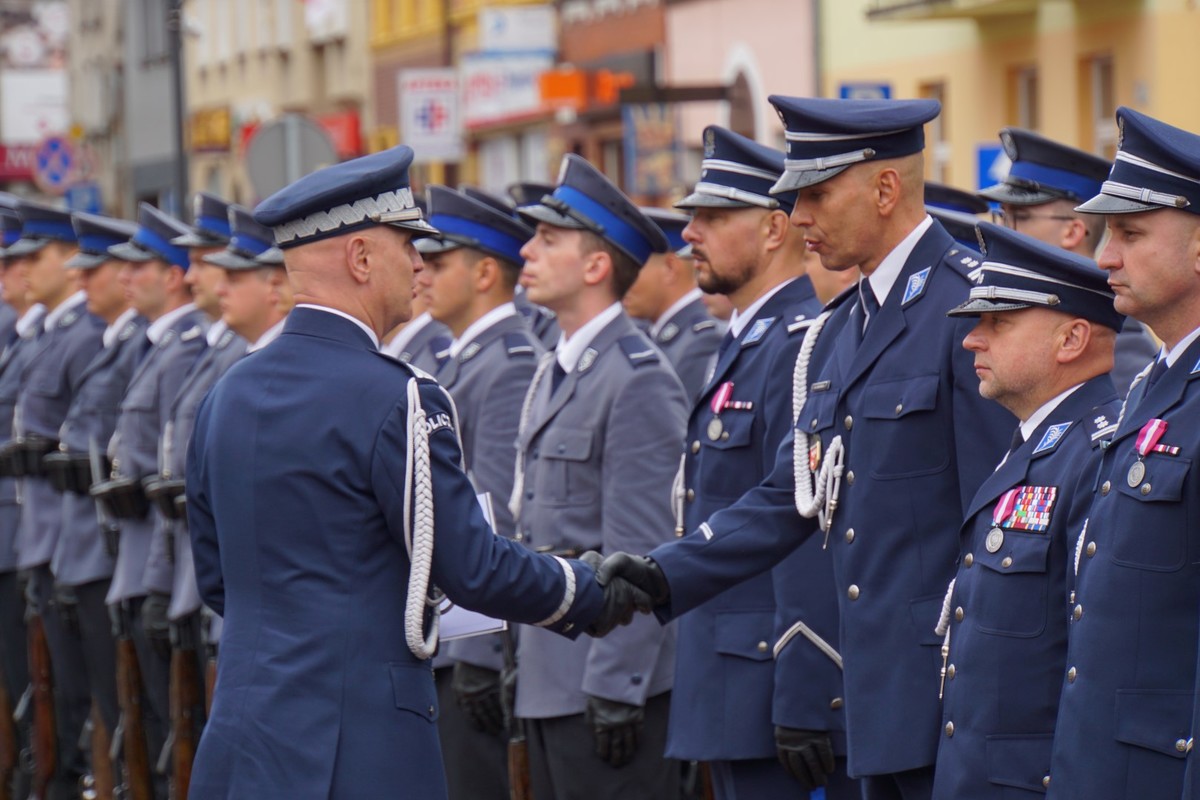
[535,428,598,508]
[27,364,67,400]
[861,374,949,479]
[972,531,1052,638]
[1110,453,1190,572]
[697,412,755,499]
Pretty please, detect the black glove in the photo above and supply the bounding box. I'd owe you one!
[579,551,654,637]
[451,662,505,736]
[596,552,670,605]
[141,592,172,660]
[586,695,644,768]
[775,726,835,791]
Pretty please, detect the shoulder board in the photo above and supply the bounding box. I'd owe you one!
[692,319,719,334]
[503,332,536,358]
[59,308,81,329]
[118,320,139,342]
[618,335,659,366]
[460,341,483,363]
[1088,407,1118,445]
[158,329,178,347]
[1032,421,1073,455]
[657,322,680,343]
[742,316,776,345]
[901,266,932,305]
[180,325,203,342]
[787,314,814,335]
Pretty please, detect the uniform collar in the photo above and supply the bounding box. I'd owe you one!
[15,304,45,338]
[1158,323,1200,368]
[205,318,228,347]
[556,302,622,373]
[384,310,433,357]
[866,214,933,307]
[248,316,286,353]
[448,302,517,360]
[728,278,796,338]
[1019,382,1084,443]
[651,288,703,338]
[42,290,87,332]
[146,302,197,345]
[296,303,380,350]
[103,307,139,349]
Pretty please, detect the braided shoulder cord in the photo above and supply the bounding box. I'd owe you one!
[508,352,555,521]
[790,310,845,538]
[404,377,438,659]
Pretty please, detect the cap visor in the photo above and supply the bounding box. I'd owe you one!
[170,231,228,247]
[254,248,284,266]
[977,183,1060,206]
[203,250,260,270]
[415,236,462,255]
[4,238,48,258]
[107,241,156,262]
[1075,193,1161,215]
[64,251,109,270]
[517,203,588,230]
[674,192,754,211]
[946,298,1033,318]
[770,165,850,194]
[381,218,440,239]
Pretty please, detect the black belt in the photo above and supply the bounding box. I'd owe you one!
[0,436,58,478]
[90,476,150,520]
[143,476,186,520]
[42,451,101,495]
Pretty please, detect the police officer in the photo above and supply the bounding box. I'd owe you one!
[510,154,687,799]
[9,199,105,795]
[978,127,1158,392]
[933,222,1123,799]
[48,212,145,770]
[1046,108,1200,800]
[185,144,619,799]
[411,184,541,799]
[655,124,852,799]
[925,182,989,248]
[382,257,452,372]
[99,203,208,797]
[599,97,1016,800]
[506,181,562,347]
[622,207,722,405]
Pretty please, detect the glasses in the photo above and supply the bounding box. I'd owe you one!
[992,208,1077,229]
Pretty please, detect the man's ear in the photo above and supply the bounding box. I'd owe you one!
[345,235,371,285]
[1060,218,1089,252]
[581,248,612,288]
[1056,318,1092,364]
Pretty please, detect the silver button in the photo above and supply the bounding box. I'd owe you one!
[810,418,818,431]
[946,664,956,679]
[1043,776,1051,788]
[757,641,769,653]
[944,721,954,737]
[830,697,844,710]
[721,432,729,441]
[847,585,860,601]
[846,470,855,485]
[954,606,964,622]
[895,403,903,415]
[1073,604,1083,621]
[1177,739,1189,753]
[691,440,700,454]
[1067,667,1077,683]
[844,415,854,430]
[1001,556,1013,568]
[963,553,974,567]
[845,528,855,544]
[1101,480,1111,495]
[428,705,435,715]
[1141,483,1152,495]
[686,489,695,502]
[1086,542,1097,557]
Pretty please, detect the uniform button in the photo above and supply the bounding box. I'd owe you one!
[963,553,974,567]
[1043,776,1051,788]
[515,532,525,542]
[686,489,695,502]
[1086,541,1097,557]
[944,721,954,737]
[1073,604,1083,621]
[691,440,700,454]
[1001,557,1013,569]
[847,585,860,600]
[1100,480,1111,495]
[558,443,566,453]
[1067,667,1077,683]
[757,641,769,653]
[844,415,854,430]
[830,697,844,710]
[1069,590,1076,604]
[631,674,643,686]
[525,490,534,500]
[810,418,818,431]
[946,664,956,679]
[1141,483,1152,495]
[845,528,855,543]
[954,607,964,622]
[846,470,855,485]
[429,705,436,715]
[721,432,729,441]
[563,622,574,633]
[895,403,903,415]
[1176,739,1189,753]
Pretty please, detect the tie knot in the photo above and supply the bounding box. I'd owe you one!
[858,280,880,318]
[1009,426,1025,453]
[1144,357,1169,390]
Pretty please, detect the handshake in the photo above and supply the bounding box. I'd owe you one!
[578,551,671,637]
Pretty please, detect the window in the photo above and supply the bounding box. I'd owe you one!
[920,81,950,184]
[213,0,231,61]
[1010,66,1039,130]
[1089,55,1117,160]
[275,0,293,47]
[138,0,169,62]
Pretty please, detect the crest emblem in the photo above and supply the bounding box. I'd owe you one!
[902,267,931,305]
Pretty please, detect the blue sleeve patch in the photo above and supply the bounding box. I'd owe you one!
[618,335,659,366]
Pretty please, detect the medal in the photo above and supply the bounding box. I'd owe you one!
[1127,418,1167,488]
[707,418,724,441]
[985,527,1005,553]
[809,439,822,472]
[1127,460,1145,487]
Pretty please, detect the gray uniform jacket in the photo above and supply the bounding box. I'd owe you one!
[0,308,45,572]
[144,326,247,600]
[53,313,149,585]
[106,307,208,605]
[15,295,105,570]
[652,295,724,406]
[512,311,688,718]
[387,314,451,374]
[438,310,541,671]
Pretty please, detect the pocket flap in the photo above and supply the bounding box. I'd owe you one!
[976,532,1052,575]
[800,389,838,434]
[985,733,1053,792]
[1115,456,1190,504]
[389,662,439,722]
[713,610,774,662]
[1114,689,1192,758]
[540,428,593,462]
[862,374,939,420]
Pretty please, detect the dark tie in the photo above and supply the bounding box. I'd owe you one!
[1009,426,1025,454]
[852,280,879,348]
[1144,357,1168,390]
[551,362,568,394]
[716,331,736,360]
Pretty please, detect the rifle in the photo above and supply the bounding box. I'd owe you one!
[168,621,202,800]
[0,672,16,800]
[114,615,152,800]
[89,703,115,800]
[500,626,532,800]
[25,610,55,799]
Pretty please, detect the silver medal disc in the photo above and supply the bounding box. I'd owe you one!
[707,417,724,441]
[985,528,1005,553]
[1127,460,1146,488]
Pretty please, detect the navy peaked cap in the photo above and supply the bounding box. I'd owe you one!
[0,193,22,250]
[255,246,284,266]
[416,184,534,265]
[769,96,940,193]
[66,212,137,269]
[254,145,438,248]
[1077,108,1200,216]
[641,207,690,255]
[108,203,191,268]
[507,181,556,208]
[980,128,1110,206]
[204,205,277,270]
[460,186,517,217]
[948,221,1122,330]
[928,206,983,249]
[172,192,232,247]
[7,199,77,257]
[926,182,989,216]
[519,154,668,265]
[677,126,794,214]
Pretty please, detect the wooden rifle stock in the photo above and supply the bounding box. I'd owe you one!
[26,613,55,798]
[115,636,152,800]
[169,645,202,800]
[500,626,532,800]
[0,677,16,800]
[204,655,216,718]
[90,704,115,800]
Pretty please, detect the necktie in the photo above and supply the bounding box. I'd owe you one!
[551,362,568,394]
[716,331,736,360]
[1009,426,1025,454]
[1144,357,1168,390]
[853,280,879,348]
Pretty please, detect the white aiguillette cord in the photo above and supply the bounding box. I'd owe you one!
[791,310,845,546]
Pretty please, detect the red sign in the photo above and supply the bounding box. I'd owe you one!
[315,111,361,159]
[0,144,36,181]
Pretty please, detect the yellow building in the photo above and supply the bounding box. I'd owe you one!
[822,0,1200,190]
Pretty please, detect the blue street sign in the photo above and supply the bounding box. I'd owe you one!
[65,182,101,214]
[839,82,892,100]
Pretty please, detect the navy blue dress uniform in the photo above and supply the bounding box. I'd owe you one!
[635,98,1016,794]
[185,145,604,799]
[1046,108,1200,800]
[931,223,1123,800]
[925,182,988,248]
[661,124,849,799]
[977,126,1158,394]
[638,207,723,406]
[511,154,687,798]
